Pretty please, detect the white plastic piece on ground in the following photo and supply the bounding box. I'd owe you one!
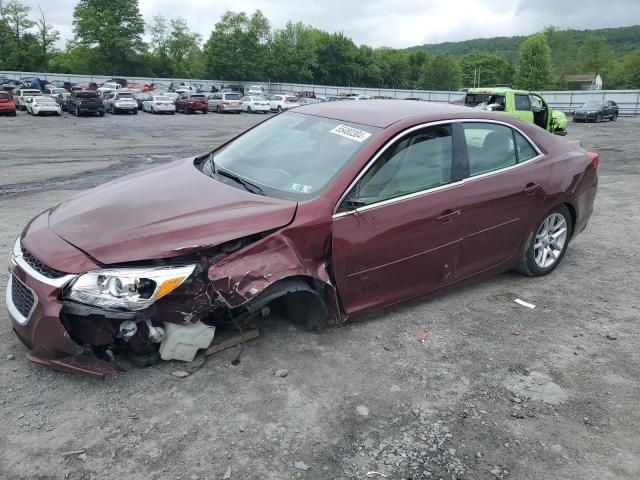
[159,322,216,362]
[514,298,536,309]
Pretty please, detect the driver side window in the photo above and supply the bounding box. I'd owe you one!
[341,125,453,211]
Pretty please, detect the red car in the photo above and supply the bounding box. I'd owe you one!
[0,91,17,116]
[174,93,208,114]
[7,101,598,377]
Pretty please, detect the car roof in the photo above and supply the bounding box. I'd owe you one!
[293,99,484,128]
[466,87,532,95]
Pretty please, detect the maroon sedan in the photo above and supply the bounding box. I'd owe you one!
[6,101,598,377]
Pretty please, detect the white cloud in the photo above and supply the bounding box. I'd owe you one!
[18,0,640,49]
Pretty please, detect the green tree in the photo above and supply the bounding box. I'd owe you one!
[268,21,317,82]
[419,54,462,90]
[167,17,203,78]
[72,0,145,75]
[203,10,270,80]
[579,35,613,76]
[0,0,35,69]
[460,51,511,87]
[34,5,59,70]
[514,33,553,90]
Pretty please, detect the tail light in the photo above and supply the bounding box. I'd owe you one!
[586,151,599,169]
[223,101,230,105]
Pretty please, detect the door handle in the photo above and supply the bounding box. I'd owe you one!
[436,209,461,223]
[523,183,540,195]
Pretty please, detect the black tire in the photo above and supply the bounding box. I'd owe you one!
[202,109,208,114]
[277,105,282,112]
[99,111,105,117]
[216,105,221,113]
[278,291,329,332]
[515,204,573,277]
[11,111,17,117]
[611,113,618,122]
[247,106,252,113]
[595,113,601,123]
[185,107,190,115]
[133,109,138,115]
[74,107,80,117]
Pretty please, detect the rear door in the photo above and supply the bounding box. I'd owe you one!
[332,123,466,316]
[455,121,550,277]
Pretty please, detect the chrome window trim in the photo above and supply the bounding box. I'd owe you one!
[9,238,77,289]
[332,118,544,218]
[6,274,38,326]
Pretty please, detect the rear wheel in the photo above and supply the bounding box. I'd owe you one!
[595,113,602,123]
[515,205,572,277]
[277,105,282,112]
[133,109,138,115]
[611,113,618,122]
[247,106,252,113]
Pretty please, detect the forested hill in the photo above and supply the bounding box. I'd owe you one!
[409,25,640,62]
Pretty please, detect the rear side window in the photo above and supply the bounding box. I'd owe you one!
[514,131,538,162]
[351,125,453,206]
[515,94,530,111]
[463,123,517,176]
[0,92,9,100]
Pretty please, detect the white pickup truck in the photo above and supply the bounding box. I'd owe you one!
[13,89,43,111]
[97,82,123,96]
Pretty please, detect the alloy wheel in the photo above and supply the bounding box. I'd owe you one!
[534,213,568,269]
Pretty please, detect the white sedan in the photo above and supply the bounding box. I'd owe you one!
[142,95,176,114]
[241,95,270,113]
[26,96,61,116]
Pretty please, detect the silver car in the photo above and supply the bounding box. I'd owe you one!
[208,92,243,113]
[103,91,138,114]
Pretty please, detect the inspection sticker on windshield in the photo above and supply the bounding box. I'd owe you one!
[288,183,313,193]
[330,125,372,143]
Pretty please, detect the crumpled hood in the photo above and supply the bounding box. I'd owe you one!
[48,157,297,265]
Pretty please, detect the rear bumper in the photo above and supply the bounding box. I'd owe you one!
[221,104,242,111]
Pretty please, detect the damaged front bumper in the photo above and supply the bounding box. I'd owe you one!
[7,240,122,378]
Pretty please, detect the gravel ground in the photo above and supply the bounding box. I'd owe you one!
[0,109,639,480]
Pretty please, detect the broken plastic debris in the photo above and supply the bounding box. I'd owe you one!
[514,298,536,309]
[512,331,521,336]
[419,330,429,343]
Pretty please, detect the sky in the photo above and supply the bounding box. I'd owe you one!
[19,0,640,49]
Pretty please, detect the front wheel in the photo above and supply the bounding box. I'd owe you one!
[515,205,573,277]
[595,113,601,123]
[611,113,618,122]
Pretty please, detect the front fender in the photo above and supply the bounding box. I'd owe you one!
[207,233,341,323]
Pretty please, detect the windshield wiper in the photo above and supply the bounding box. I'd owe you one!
[217,169,265,195]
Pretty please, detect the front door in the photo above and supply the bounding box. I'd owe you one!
[331,124,464,316]
[456,121,550,277]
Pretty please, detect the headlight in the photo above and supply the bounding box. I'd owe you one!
[66,265,196,311]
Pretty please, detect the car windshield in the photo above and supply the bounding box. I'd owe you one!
[209,112,381,199]
[191,94,205,99]
[38,97,56,103]
[154,96,169,101]
[118,93,133,98]
[252,96,266,101]
[224,93,241,100]
[582,101,603,108]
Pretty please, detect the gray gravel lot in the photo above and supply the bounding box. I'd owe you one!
[0,109,639,480]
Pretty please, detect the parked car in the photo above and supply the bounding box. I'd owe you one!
[175,85,197,94]
[13,89,43,111]
[0,91,17,116]
[247,85,266,96]
[133,92,153,110]
[6,101,598,377]
[175,93,208,114]
[297,98,318,106]
[1,79,21,92]
[105,78,128,88]
[103,91,138,114]
[164,92,179,104]
[25,96,61,116]
[45,87,70,104]
[464,88,567,135]
[241,95,270,113]
[268,94,299,112]
[72,82,98,92]
[208,92,242,113]
[66,90,105,117]
[97,82,123,96]
[572,100,619,122]
[223,84,245,95]
[142,95,176,114]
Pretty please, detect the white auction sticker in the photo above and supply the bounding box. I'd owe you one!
[330,124,372,143]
